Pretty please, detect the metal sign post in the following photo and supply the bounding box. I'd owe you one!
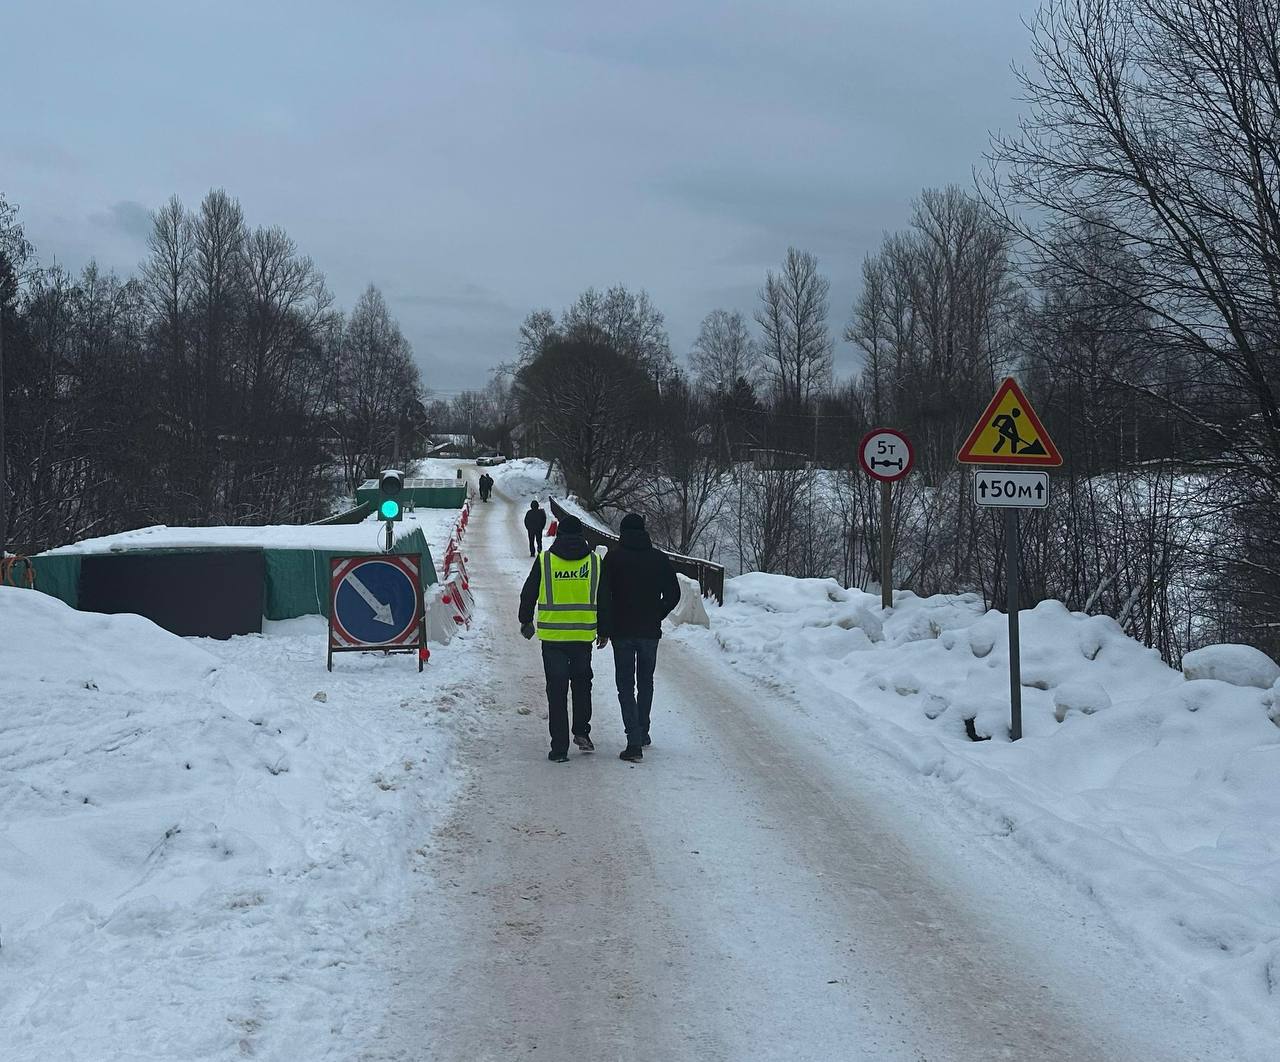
[858,428,914,611]
[960,379,1062,741]
[1004,508,1023,741]
[879,480,892,610]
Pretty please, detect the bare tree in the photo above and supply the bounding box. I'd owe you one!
[562,285,673,378]
[755,248,833,411]
[0,194,33,556]
[516,308,557,364]
[690,308,758,395]
[335,285,422,490]
[988,0,1280,482]
[514,332,659,510]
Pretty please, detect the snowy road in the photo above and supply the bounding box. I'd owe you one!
[365,485,1242,1062]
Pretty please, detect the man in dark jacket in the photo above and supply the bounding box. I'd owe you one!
[518,515,611,761]
[523,500,547,556]
[599,513,680,761]
[478,472,494,501]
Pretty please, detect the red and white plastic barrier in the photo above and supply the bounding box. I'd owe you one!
[427,498,477,645]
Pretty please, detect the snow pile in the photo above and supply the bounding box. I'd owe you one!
[673,575,1280,1048]
[1182,643,1280,689]
[486,457,559,506]
[0,586,480,1059]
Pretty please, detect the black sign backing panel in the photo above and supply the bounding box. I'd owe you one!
[79,550,265,639]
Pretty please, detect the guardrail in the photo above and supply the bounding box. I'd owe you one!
[548,498,725,604]
[309,500,374,525]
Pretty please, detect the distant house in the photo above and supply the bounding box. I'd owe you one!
[425,433,479,457]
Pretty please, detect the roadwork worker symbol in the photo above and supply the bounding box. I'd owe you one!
[957,378,1062,466]
[991,408,1047,457]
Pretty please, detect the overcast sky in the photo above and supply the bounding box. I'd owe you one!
[2,0,1037,392]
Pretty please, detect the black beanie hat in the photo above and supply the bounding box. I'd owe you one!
[557,514,583,534]
[620,513,645,531]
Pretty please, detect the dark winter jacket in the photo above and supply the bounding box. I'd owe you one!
[518,528,612,630]
[524,504,547,533]
[598,523,680,641]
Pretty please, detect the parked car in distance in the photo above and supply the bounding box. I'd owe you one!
[475,454,507,466]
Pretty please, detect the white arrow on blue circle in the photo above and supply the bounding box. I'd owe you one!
[344,571,396,625]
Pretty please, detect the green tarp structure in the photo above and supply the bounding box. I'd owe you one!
[24,527,438,622]
[25,554,82,608]
[262,527,438,620]
[355,479,466,510]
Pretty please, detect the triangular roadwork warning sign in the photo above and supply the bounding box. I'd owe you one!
[957,378,1062,466]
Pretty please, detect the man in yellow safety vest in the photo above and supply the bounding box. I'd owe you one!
[518,514,612,762]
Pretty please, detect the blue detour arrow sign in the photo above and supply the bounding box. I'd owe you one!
[328,554,427,671]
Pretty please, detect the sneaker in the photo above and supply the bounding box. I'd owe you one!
[619,746,643,762]
[573,734,595,752]
[548,750,569,763]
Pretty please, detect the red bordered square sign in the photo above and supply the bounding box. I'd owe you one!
[328,554,428,671]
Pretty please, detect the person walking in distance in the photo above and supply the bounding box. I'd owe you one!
[524,500,547,556]
[518,515,611,762]
[478,472,494,501]
[599,513,680,762]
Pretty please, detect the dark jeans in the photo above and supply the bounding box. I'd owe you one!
[541,641,593,753]
[613,637,659,746]
[527,529,543,555]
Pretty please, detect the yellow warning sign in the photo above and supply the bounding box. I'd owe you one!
[957,378,1062,466]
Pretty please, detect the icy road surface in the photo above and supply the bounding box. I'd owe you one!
[364,482,1243,1062]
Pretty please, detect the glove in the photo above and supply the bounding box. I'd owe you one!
[520,623,536,641]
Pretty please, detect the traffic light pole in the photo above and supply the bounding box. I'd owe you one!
[385,519,394,553]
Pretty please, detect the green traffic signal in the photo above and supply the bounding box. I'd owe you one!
[379,498,402,520]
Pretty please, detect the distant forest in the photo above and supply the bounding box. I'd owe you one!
[3,0,1278,661]
[0,189,426,554]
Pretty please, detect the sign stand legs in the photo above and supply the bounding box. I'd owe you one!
[880,480,893,610]
[1005,507,1022,741]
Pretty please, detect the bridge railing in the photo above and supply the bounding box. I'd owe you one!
[548,498,725,604]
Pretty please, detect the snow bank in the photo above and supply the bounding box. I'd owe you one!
[487,457,558,506]
[1182,643,1280,689]
[0,586,481,1058]
[39,508,461,559]
[674,576,1280,1053]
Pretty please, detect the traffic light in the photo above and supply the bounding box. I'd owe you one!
[378,469,404,522]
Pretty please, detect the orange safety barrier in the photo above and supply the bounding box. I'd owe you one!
[1,555,35,588]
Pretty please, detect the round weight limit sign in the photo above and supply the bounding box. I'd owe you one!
[859,428,914,482]
[858,427,915,609]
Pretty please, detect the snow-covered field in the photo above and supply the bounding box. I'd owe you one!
[670,576,1280,1053]
[0,491,483,1059]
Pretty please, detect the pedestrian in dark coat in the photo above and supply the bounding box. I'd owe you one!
[598,513,680,761]
[478,473,494,501]
[518,515,612,761]
[523,500,547,556]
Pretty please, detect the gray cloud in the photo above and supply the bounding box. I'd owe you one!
[1,0,1039,390]
[89,200,153,243]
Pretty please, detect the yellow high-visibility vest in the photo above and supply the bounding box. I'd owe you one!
[537,552,600,641]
